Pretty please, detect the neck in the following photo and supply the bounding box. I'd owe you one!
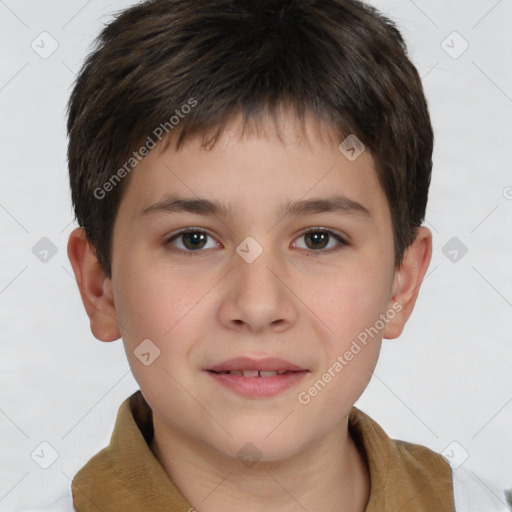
[150,414,370,512]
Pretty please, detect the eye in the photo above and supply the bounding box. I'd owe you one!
[165,228,219,255]
[292,228,348,255]
[164,227,348,256]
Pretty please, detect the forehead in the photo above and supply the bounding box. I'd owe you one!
[115,110,389,229]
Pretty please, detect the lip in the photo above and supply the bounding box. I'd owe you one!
[207,356,307,373]
[205,357,309,398]
[205,369,309,398]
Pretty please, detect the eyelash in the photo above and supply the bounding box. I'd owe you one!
[164,227,348,257]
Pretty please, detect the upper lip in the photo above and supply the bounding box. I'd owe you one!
[207,357,308,372]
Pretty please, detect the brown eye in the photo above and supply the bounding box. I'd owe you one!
[164,227,347,257]
[165,229,219,254]
[293,229,347,254]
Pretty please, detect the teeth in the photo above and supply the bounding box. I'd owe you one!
[219,370,290,377]
[212,369,297,377]
[259,371,278,377]
[242,370,259,377]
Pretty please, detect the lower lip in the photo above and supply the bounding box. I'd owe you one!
[205,370,309,398]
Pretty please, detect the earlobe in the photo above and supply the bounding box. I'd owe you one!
[383,226,433,340]
[67,227,121,342]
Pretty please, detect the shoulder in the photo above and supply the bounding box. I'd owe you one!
[393,439,512,511]
[17,488,75,512]
[451,464,512,512]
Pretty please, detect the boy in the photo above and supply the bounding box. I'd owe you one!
[53,0,511,510]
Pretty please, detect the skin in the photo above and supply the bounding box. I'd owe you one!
[68,110,432,512]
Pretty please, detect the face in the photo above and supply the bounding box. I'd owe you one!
[108,111,399,461]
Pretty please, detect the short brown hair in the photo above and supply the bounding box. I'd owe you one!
[67,0,433,278]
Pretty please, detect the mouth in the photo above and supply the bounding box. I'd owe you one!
[205,357,309,397]
[207,369,303,377]
[207,356,308,374]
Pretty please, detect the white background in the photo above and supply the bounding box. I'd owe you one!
[1,0,511,510]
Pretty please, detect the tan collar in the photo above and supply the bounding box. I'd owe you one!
[348,405,455,511]
[72,390,454,511]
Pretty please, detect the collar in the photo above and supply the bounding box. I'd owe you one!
[72,390,455,511]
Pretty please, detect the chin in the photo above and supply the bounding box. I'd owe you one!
[214,425,306,463]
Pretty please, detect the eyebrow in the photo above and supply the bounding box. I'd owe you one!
[139,194,371,220]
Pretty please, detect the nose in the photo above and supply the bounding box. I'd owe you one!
[216,239,298,333]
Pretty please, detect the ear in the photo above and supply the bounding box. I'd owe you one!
[383,226,432,339]
[67,227,121,342]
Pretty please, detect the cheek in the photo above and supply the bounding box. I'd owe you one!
[304,263,391,342]
[116,270,199,408]
[300,262,388,397]
[114,262,211,386]
[115,256,202,340]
